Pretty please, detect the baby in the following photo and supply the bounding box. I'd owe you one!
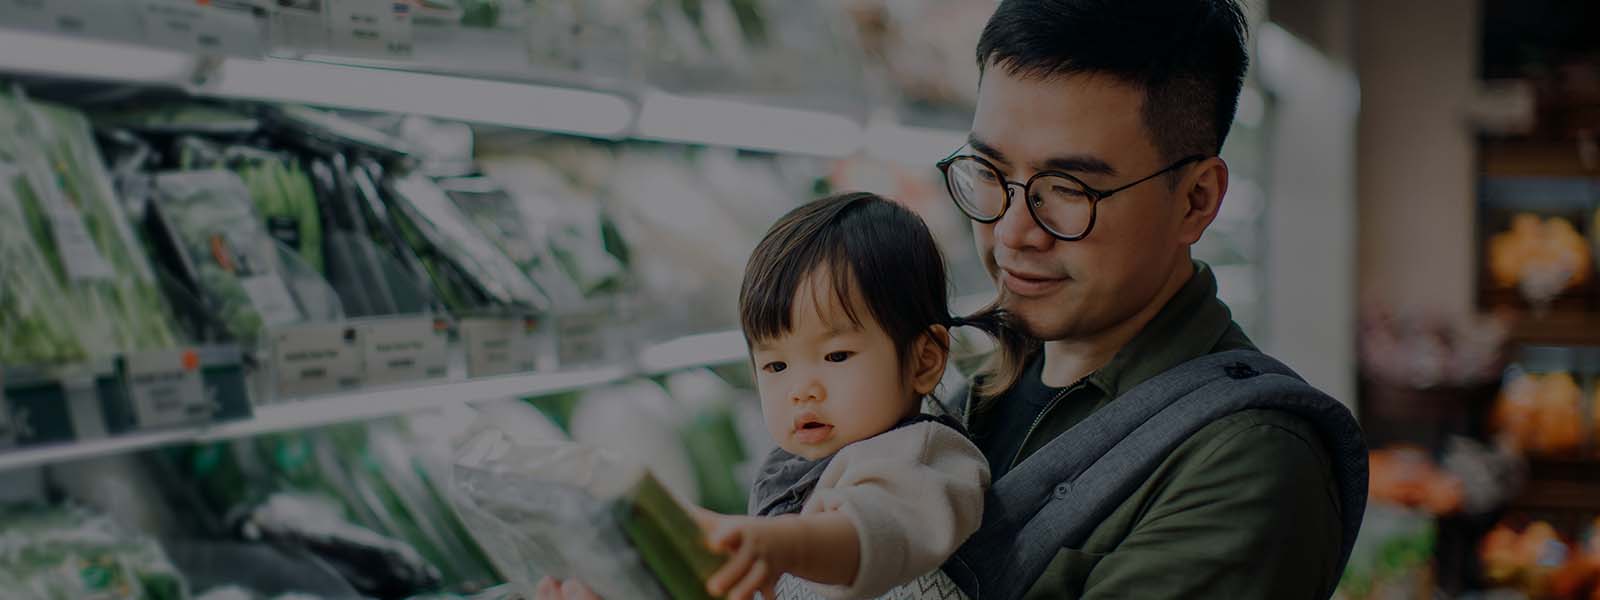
[698,192,991,600]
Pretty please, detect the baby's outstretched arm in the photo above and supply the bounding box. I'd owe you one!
[698,509,861,600]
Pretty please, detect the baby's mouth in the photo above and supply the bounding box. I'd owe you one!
[793,415,835,444]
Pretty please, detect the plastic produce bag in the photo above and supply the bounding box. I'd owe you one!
[0,505,189,600]
[0,91,181,362]
[450,416,724,600]
[148,170,341,345]
[0,164,86,363]
[245,492,442,598]
[387,173,550,313]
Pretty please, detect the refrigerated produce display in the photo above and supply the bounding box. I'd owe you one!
[0,2,1281,598]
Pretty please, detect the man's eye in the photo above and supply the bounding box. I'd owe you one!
[824,351,853,363]
[762,362,787,373]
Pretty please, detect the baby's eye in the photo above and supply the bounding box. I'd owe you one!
[762,361,787,373]
[824,351,854,363]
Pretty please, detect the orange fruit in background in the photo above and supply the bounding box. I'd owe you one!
[1534,373,1586,456]
[1493,373,1543,449]
[1492,372,1587,456]
[1482,524,1522,583]
[1487,213,1593,290]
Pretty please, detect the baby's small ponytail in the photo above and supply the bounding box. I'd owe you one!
[948,303,1040,409]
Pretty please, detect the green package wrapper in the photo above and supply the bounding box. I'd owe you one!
[617,473,724,600]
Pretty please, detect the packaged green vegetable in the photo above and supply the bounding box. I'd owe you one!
[0,91,180,362]
[149,170,339,346]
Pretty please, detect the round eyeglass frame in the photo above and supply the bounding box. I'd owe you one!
[935,152,1208,241]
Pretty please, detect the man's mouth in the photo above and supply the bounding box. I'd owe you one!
[999,267,1067,297]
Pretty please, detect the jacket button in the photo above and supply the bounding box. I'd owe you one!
[1054,483,1071,499]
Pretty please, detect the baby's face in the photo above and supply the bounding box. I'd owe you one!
[750,272,916,461]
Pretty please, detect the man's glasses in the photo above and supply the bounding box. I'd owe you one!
[936,152,1207,241]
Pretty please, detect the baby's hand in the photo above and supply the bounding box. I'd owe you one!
[696,508,788,600]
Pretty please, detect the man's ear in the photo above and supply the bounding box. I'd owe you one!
[1178,157,1229,245]
[911,325,952,397]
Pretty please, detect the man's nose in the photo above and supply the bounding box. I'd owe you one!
[993,183,1054,251]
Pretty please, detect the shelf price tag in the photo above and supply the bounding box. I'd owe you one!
[0,0,144,43]
[267,0,327,51]
[273,323,364,398]
[139,0,265,57]
[123,349,210,429]
[556,309,614,369]
[361,317,449,386]
[326,0,411,59]
[461,317,539,378]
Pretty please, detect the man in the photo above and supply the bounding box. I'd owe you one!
[537,1,1364,598]
[930,0,1362,597]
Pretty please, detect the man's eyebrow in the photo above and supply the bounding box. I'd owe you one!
[967,134,1008,165]
[969,133,1118,177]
[1041,155,1118,177]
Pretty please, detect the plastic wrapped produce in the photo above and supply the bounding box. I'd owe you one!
[0,165,86,363]
[0,505,189,600]
[451,415,724,600]
[0,92,180,361]
[148,170,339,346]
[386,174,550,313]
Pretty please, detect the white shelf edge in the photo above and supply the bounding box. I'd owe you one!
[637,330,748,376]
[0,30,970,158]
[0,330,750,472]
[198,366,629,443]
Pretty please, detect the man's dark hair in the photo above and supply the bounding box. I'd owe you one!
[976,0,1250,160]
[739,192,951,370]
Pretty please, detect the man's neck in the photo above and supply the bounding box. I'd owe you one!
[1039,257,1196,387]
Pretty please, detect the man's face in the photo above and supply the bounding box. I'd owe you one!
[967,69,1193,342]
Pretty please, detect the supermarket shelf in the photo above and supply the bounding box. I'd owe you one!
[1510,479,1600,512]
[0,367,623,472]
[637,330,749,375]
[1509,458,1600,512]
[1508,311,1600,346]
[0,29,967,159]
[0,330,749,472]
[206,366,629,441]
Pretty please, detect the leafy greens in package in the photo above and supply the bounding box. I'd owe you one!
[387,174,549,313]
[0,91,179,363]
[149,170,339,345]
[0,505,188,600]
[451,417,724,600]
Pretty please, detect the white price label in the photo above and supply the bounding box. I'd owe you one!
[140,0,265,57]
[460,317,538,378]
[27,165,116,282]
[49,211,116,282]
[269,0,327,51]
[124,349,210,428]
[362,317,449,386]
[273,323,363,397]
[556,310,612,368]
[241,275,303,328]
[0,0,144,41]
[326,0,410,58]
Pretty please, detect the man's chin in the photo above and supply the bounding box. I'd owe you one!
[999,296,1080,341]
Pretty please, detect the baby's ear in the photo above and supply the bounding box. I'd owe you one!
[911,325,951,396]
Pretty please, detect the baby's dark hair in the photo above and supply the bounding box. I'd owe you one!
[739,192,1029,380]
[739,192,946,368]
